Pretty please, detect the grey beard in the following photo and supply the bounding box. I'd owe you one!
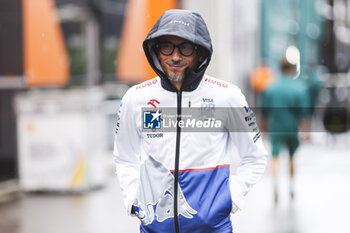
[168,75,184,82]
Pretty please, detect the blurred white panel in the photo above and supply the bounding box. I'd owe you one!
[182,0,260,90]
[15,88,109,192]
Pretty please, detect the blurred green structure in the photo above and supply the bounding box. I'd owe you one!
[260,0,324,78]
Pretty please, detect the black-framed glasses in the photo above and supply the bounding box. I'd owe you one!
[156,41,197,57]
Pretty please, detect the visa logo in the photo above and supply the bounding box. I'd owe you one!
[202,98,214,103]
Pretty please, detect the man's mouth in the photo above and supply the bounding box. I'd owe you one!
[166,62,186,70]
[168,65,183,71]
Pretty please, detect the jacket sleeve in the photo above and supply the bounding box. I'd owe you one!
[228,89,268,213]
[113,89,141,216]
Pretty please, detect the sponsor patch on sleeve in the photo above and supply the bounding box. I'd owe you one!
[243,106,261,142]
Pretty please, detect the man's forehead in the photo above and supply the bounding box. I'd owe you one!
[158,35,189,44]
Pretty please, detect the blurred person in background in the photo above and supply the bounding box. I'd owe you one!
[260,58,310,203]
[114,9,268,233]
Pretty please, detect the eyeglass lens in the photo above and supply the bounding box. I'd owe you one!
[158,42,195,57]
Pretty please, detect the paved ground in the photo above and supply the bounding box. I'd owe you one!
[233,133,350,233]
[0,132,349,233]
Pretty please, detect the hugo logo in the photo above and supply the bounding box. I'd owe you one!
[136,79,158,90]
[205,78,228,88]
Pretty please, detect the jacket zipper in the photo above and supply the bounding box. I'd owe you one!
[174,90,182,233]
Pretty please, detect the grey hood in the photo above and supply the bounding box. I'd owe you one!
[143,9,213,92]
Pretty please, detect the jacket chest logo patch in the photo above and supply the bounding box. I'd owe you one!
[201,97,215,112]
[202,97,214,103]
[147,99,160,108]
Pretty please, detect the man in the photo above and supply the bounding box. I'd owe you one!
[114,9,268,233]
[261,58,310,203]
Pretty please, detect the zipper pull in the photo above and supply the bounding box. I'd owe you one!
[188,97,191,108]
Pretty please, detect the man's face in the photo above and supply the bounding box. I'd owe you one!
[157,36,199,82]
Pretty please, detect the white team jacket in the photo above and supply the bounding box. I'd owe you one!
[114,74,268,233]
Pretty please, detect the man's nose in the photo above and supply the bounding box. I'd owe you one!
[170,48,182,61]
